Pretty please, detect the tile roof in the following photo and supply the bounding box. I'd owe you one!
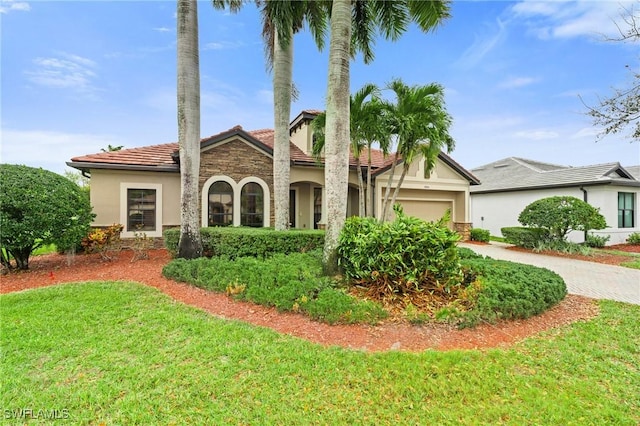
[470,157,640,193]
[67,111,477,185]
[68,126,394,171]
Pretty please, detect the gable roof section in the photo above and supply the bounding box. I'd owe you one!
[370,151,480,185]
[470,157,640,194]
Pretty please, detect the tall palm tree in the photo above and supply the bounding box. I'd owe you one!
[312,83,383,217]
[214,1,327,231]
[380,79,455,222]
[260,1,327,230]
[177,0,203,259]
[322,0,451,272]
[322,0,352,273]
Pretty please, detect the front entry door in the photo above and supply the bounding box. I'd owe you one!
[289,189,296,228]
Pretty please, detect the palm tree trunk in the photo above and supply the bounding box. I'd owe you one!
[388,163,410,218]
[177,0,203,259]
[356,157,365,217]
[380,152,400,222]
[273,30,293,230]
[322,0,351,274]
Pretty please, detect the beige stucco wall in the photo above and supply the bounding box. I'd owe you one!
[89,169,181,228]
[375,154,471,224]
[290,122,312,154]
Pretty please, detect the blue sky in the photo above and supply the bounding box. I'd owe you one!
[1,0,639,176]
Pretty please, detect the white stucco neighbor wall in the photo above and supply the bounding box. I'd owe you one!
[470,185,640,245]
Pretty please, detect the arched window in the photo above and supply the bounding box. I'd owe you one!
[240,182,264,227]
[208,181,233,226]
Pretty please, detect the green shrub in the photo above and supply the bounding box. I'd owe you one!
[457,247,484,260]
[534,240,592,255]
[501,226,550,249]
[338,208,462,290]
[163,227,324,259]
[627,232,640,245]
[585,233,610,248]
[457,257,567,326]
[162,251,386,325]
[469,228,490,242]
[518,196,607,241]
[0,164,95,270]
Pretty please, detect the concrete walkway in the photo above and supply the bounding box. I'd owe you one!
[459,242,640,305]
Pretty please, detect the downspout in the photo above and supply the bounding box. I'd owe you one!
[81,170,91,179]
[580,186,588,241]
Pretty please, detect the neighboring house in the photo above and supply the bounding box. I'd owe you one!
[470,157,640,245]
[68,110,479,239]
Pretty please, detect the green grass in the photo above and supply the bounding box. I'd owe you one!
[490,235,506,243]
[595,248,640,270]
[2,282,638,425]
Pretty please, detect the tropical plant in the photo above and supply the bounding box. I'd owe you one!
[312,83,385,217]
[627,232,640,244]
[322,0,451,272]
[0,164,94,270]
[380,79,454,222]
[176,0,203,259]
[518,196,607,242]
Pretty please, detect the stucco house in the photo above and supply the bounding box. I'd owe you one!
[67,110,479,239]
[470,157,640,245]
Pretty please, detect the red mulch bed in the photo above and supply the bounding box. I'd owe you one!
[1,249,599,352]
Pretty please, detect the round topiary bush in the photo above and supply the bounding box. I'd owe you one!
[0,164,95,270]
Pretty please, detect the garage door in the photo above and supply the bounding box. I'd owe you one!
[394,200,452,225]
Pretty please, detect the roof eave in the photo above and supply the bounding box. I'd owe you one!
[66,161,179,173]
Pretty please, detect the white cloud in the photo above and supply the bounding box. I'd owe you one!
[0,0,30,14]
[514,129,559,140]
[498,76,540,89]
[25,52,101,98]
[511,0,638,41]
[202,40,244,51]
[256,89,273,105]
[456,18,507,68]
[153,27,172,33]
[0,129,126,174]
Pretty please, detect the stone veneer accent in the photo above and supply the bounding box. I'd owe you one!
[454,222,472,241]
[199,138,275,226]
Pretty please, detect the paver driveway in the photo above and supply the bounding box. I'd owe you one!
[459,242,640,305]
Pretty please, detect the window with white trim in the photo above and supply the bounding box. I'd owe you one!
[240,182,264,227]
[618,192,635,228]
[127,188,156,231]
[208,181,233,226]
[120,183,163,238]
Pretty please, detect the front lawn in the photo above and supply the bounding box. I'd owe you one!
[2,282,638,424]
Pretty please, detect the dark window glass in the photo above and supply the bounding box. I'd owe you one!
[618,192,635,228]
[127,189,156,231]
[208,181,233,226]
[313,187,322,229]
[240,182,263,227]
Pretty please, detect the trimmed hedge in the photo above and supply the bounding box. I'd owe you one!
[164,227,324,259]
[458,257,567,326]
[501,226,549,249]
[469,228,490,243]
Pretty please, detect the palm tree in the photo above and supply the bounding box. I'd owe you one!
[312,83,383,217]
[322,0,451,272]
[214,1,328,230]
[260,1,327,230]
[322,0,351,272]
[380,79,455,222]
[176,0,203,259]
